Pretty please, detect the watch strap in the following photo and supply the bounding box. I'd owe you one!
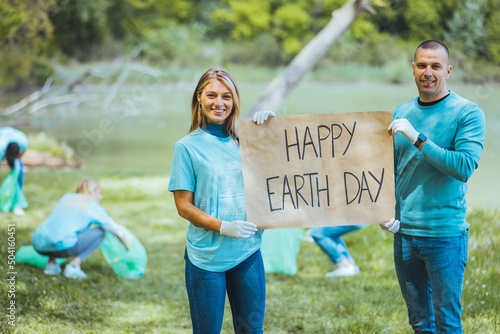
[414,133,427,148]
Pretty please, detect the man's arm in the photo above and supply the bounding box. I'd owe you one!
[421,107,485,182]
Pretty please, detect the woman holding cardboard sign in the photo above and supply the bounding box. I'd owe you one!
[169,68,273,334]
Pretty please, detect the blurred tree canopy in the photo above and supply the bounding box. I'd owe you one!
[0,0,56,88]
[1,0,500,89]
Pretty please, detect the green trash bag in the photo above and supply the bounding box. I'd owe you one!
[100,227,147,279]
[0,165,28,212]
[15,245,65,269]
[260,228,304,276]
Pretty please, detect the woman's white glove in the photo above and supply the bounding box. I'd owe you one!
[220,220,258,238]
[252,110,276,125]
[388,119,419,144]
[380,218,400,233]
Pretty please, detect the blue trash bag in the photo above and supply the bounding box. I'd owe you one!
[260,228,304,276]
[0,165,28,212]
[99,227,147,279]
[15,245,65,269]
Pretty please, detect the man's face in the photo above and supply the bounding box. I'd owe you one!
[412,47,452,102]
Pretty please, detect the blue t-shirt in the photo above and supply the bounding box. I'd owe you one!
[0,127,29,160]
[393,91,486,237]
[32,193,124,252]
[168,125,263,272]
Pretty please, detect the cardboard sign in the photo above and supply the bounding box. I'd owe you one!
[239,112,395,229]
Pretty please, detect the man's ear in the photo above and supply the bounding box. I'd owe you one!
[446,65,452,79]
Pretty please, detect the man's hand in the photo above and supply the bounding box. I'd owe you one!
[380,218,400,233]
[388,119,419,144]
[252,111,276,125]
[220,220,258,238]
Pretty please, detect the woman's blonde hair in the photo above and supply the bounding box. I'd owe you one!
[190,68,241,142]
[65,178,100,210]
[76,178,101,199]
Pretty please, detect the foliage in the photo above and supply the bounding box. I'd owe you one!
[140,23,208,66]
[443,0,489,59]
[212,0,272,40]
[0,0,56,89]
[0,167,498,333]
[2,0,500,89]
[107,0,204,40]
[50,0,112,61]
[273,3,311,54]
[486,0,500,65]
[210,0,379,58]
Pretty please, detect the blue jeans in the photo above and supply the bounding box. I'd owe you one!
[394,232,468,334]
[309,225,366,264]
[36,227,105,262]
[185,249,266,334]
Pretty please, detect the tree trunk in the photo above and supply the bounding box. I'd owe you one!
[242,0,375,119]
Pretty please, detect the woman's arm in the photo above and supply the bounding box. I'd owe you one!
[173,190,222,232]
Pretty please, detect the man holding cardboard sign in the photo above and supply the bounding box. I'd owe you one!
[385,40,486,333]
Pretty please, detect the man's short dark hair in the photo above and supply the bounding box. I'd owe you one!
[5,142,20,162]
[415,40,450,62]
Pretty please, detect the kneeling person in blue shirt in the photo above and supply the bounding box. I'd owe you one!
[32,178,130,279]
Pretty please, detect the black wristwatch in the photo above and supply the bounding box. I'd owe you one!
[414,133,427,148]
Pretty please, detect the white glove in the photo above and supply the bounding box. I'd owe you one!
[220,220,257,239]
[380,218,400,233]
[388,119,419,144]
[252,110,276,125]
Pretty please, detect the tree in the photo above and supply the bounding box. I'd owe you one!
[0,0,56,89]
[443,0,489,58]
[211,0,272,40]
[50,0,112,60]
[486,0,500,65]
[243,0,376,118]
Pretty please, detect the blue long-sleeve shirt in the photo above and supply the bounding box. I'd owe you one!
[393,91,486,237]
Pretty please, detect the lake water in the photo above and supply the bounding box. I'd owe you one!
[3,80,499,209]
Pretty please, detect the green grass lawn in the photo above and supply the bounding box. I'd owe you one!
[1,167,499,333]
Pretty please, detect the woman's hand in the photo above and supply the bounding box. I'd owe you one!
[220,220,257,238]
[253,110,276,125]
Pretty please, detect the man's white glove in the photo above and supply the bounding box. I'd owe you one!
[252,110,276,125]
[388,119,419,144]
[380,218,401,233]
[220,220,257,239]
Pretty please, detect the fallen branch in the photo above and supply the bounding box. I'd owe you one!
[2,81,54,115]
[0,46,149,118]
[0,149,84,168]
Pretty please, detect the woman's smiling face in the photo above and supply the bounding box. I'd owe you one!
[197,79,234,124]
